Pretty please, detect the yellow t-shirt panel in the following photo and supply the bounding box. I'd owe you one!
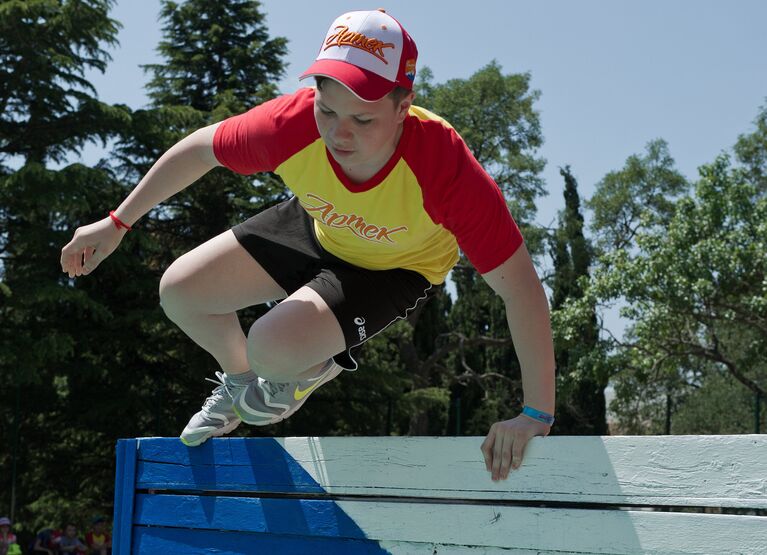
[277,140,459,283]
[212,87,524,284]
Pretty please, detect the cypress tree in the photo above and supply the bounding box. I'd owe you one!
[549,166,605,434]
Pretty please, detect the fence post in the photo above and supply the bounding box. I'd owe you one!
[10,380,19,523]
[455,397,461,435]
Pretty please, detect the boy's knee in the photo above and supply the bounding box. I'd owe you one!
[247,322,299,381]
[158,266,190,315]
[158,273,176,311]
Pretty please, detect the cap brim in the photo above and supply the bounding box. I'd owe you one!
[300,59,394,102]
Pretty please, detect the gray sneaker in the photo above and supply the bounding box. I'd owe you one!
[180,371,248,446]
[233,359,344,425]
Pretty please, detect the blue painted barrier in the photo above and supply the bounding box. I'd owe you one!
[113,435,767,554]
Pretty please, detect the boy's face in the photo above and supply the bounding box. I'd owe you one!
[314,79,413,178]
[66,525,76,537]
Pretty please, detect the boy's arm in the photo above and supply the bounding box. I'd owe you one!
[478,243,556,480]
[60,121,225,278]
[112,121,223,228]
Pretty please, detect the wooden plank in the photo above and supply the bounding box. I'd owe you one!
[380,544,547,554]
[112,438,137,554]
[135,436,767,509]
[333,501,767,554]
[133,493,767,553]
[134,526,552,555]
[133,493,370,540]
[132,526,390,554]
[134,458,326,494]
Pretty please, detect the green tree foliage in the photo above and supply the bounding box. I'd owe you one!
[0,0,133,535]
[144,0,286,112]
[553,139,686,434]
[550,166,591,307]
[733,100,767,189]
[0,0,126,164]
[587,139,688,253]
[556,153,767,434]
[671,367,765,434]
[115,0,289,241]
[416,62,545,222]
[548,166,604,434]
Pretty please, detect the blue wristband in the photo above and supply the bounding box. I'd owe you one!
[522,405,555,425]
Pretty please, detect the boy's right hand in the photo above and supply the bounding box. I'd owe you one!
[60,216,127,278]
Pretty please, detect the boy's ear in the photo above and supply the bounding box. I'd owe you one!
[397,91,416,120]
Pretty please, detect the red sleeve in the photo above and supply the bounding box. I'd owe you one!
[212,88,319,175]
[407,120,524,274]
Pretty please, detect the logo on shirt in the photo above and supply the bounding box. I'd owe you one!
[301,193,408,244]
[324,25,395,63]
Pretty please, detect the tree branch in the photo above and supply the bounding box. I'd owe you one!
[422,332,513,374]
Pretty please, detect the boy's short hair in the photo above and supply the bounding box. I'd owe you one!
[314,76,411,107]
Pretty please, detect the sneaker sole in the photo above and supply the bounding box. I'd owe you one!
[179,417,242,447]
[234,363,344,426]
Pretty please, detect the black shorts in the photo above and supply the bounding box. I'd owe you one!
[231,196,434,370]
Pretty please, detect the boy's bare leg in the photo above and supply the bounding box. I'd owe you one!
[164,229,296,445]
[159,228,346,379]
[160,228,349,440]
[234,284,348,426]
[158,229,287,375]
[245,285,346,381]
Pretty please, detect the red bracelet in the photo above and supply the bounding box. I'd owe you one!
[109,211,132,231]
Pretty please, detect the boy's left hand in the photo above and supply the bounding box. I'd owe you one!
[480,415,550,481]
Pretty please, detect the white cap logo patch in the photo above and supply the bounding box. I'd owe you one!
[324,25,395,64]
[315,11,404,83]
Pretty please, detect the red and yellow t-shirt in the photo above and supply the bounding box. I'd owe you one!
[213,87,523,284]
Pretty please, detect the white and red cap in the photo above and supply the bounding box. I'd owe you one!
[300,9,418,102]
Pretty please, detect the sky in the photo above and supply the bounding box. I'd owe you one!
[75,0,767,340]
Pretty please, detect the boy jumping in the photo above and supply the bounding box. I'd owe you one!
[60,9,555,482]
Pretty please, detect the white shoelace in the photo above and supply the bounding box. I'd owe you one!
[201,371,235,413]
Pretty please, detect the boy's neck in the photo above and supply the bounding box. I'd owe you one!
[341,122,405,184]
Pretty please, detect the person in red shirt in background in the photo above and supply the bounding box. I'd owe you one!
[84,516,111,555]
